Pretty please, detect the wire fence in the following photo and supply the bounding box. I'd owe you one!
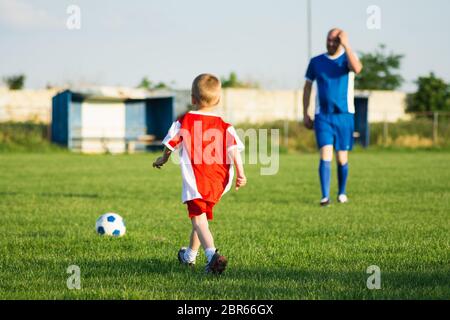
[239,112,450,152]
[370,112,450,148]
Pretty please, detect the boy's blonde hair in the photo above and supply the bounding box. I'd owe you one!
[191,74,221,107]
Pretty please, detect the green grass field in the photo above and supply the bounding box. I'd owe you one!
[0,151,449,299]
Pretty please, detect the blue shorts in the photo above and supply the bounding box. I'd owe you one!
[314,113,354,151]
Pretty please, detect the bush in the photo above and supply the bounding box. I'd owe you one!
[0,122,64,152]
[406,73,450,113]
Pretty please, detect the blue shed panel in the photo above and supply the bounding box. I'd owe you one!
[146,97,174,140]
[354,97,370,148]
[51,91,71,146]
[125,101,147,140]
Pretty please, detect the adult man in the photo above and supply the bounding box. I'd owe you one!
[303,28,363,206]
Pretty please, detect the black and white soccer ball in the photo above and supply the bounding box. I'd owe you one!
[95,213,126,237]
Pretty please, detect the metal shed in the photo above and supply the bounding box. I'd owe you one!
[354,94,370,148]
[51,88,174,153]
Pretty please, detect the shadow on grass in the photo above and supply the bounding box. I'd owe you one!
[79,257,185,278]
[39,192,99,199]
[75,257,449,298]
[0,191,19,196]
[3,256,448,299]
[0,191,99,198]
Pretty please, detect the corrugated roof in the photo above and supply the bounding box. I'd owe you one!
[60,86,174,101]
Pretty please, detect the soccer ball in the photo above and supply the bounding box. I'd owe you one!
[95,213,126,237]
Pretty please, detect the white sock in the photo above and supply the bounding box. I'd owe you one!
[205,248,216,263]
[184,248,198,263]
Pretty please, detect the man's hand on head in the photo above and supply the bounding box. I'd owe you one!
[338,30,349,49]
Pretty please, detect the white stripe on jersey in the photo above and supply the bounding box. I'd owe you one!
[162,120,202,202]
[162,121,181,151]
[315,82,321,115]
[347,72,355,114]
[179,146,202,203]
[221,126,245,197]
[226,126,245,152]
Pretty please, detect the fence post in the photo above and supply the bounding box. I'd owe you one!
[383,119,389,146]
[433,112,439,145]
[284,120,289,148]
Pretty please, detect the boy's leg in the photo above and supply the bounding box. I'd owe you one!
[191,214,216,262]
[191,214,227,274]
[182,229,201,264]
[189,229,201,251]
[186,200,227,274]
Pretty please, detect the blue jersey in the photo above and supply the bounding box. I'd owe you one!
[305,51,355,115]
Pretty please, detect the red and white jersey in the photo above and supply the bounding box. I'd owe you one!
[162,111,244,204]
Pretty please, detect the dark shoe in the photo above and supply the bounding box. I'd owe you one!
[320,198,330,207]
[205,250,227,274]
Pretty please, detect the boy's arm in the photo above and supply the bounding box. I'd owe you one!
[229,147,246,190]
[153,147,172,169]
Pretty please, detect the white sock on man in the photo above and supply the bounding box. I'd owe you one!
[184,247,198,263]
[205,248,216,263]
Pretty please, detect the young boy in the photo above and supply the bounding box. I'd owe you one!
[152,74,247,274]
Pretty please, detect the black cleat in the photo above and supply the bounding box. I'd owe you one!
[320,198,330,207]
[205,250,227,275]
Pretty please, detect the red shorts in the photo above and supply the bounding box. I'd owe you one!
[186,198,216,220]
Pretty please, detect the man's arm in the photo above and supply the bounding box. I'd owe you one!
[303,81,314,129]
[153,147,172,169]
[338,31,363,74]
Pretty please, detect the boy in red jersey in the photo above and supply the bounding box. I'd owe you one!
[153,74,246,274]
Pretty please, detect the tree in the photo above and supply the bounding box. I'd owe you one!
[137,77,171,90]
[3,74,25,90]
[153,82,170,90]
[355,44,404,90]
[137,77,152,90]
[407,73,450,113]
[221,72,259,89]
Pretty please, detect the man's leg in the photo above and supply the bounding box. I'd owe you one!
[319,145,333,204]
[336,151,349,201]
[315,114,334,205]
[334,113,353,202]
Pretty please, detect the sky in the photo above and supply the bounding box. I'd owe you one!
[0,0,449,92]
